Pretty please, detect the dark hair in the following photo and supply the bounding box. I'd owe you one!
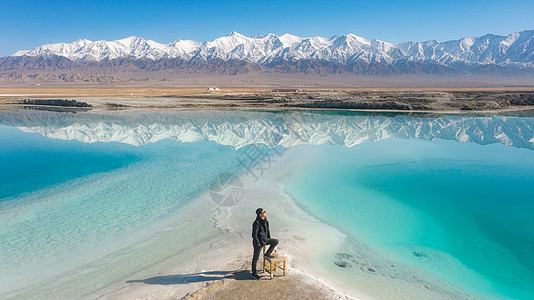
[255,208,264,216]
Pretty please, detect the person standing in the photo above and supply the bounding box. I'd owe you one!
[251,208,278,279]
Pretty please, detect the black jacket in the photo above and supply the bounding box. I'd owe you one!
[252,216,271,246]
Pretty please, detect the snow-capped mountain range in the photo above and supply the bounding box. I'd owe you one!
[10,30,534,67]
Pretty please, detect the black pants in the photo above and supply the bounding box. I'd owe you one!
[252,238,279,274]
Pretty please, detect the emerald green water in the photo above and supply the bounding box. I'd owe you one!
[285,139,534,299]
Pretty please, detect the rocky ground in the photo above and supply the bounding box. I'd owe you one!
[2,90,534,113]
[173,90,534,112]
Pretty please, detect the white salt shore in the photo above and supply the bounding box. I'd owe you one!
[0,142,481,300]
[91,151,360,300]
[86,146,476,300]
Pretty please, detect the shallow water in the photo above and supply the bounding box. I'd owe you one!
[0,124,250,296]
[1,108,534,299]
[284,139,534,299]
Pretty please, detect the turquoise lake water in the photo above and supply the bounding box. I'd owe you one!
[285,139,534,299]
[0,122,251,296]
[1,108,534,299]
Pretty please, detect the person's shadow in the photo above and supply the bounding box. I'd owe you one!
[126,270,255,285]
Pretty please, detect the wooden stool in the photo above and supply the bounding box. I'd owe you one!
[262,245,287,279]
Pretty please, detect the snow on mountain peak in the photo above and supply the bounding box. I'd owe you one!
[116,36,145,46]
[226,31,244,37]
[11,49,31,56]
[9,30,534,67]
[279,33,303,44]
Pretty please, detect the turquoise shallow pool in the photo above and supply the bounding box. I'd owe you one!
[285,139,534,299]
[0,123,248,296]
[1,108,534,299]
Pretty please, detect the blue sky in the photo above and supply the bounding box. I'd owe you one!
[1,0,534,57]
